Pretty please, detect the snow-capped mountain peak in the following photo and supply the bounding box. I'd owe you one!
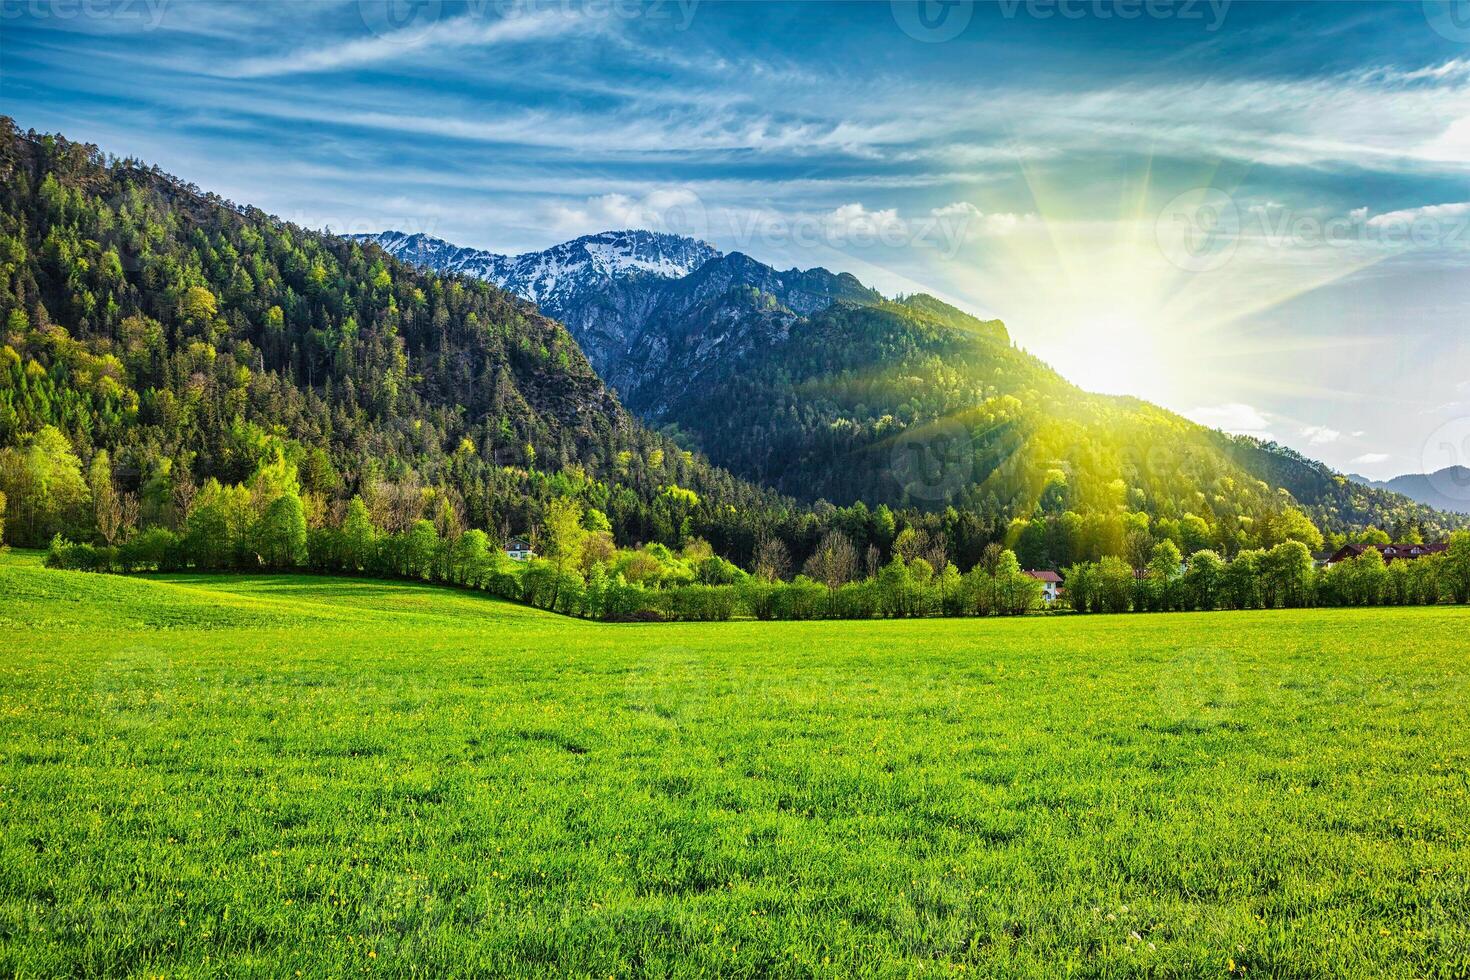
[352,228,720,306]
[571,230,719,279]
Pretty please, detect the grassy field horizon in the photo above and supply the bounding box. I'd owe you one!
[3,550,1469,976]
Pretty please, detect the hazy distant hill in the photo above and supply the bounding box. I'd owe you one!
[1349,468,1470,515]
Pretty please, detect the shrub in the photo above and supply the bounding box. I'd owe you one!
[831,580,881,619]
[663,584,738,622]
[769,577,827,620]
[45,534,104,571]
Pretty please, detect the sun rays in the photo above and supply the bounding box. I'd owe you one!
[922,153,1400,415]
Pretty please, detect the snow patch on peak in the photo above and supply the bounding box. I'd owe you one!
[354,228,721,310]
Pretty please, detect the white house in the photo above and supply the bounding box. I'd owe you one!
[1023,569,1062,604]
[505,537,535,561]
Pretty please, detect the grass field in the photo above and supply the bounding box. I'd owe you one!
[2,550,1469,977]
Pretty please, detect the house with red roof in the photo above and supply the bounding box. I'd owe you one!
[1024,569,1063,603]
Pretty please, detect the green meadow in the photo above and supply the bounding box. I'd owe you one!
[2,550,1468,978]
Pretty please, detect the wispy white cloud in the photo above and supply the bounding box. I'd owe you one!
[929,202,1029,236]
[1366,202,1470,228]
[546,188,706,237]
[822,203,904,239]
[1352,452,1392,464]
[224,9,585,78]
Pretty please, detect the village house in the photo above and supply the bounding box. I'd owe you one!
[504,537,536,561]
[1024,569,1063,604]
[1323,541,1447,566]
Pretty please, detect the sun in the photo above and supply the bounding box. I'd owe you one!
[918,155,1389,417]
[1052,312,1171,400]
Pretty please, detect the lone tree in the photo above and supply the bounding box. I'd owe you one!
[340,496,376,571]
[255,491,308,569]
[91,451,119,546]
[540,497,587,611]
[802,530,859,590]
[753,532,792,582]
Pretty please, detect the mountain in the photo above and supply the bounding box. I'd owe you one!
[0,121,784,553]
[354,230,886,399]
[1348,467,1470,515]
[353,229,721,386]
[365,227,1467,544]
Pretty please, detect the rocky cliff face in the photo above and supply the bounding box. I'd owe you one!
[353,229,720,381]
[354,230,884,406]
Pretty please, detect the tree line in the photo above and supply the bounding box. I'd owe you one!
[38,454,1470,621]
[1064,536,1470,614]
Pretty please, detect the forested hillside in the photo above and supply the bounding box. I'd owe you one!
[646,289,1466,553]
[0,120,785,555]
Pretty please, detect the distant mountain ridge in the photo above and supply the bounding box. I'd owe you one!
[1348,467,1470,515]
[357,226,1468,540]
[359,229,719,290]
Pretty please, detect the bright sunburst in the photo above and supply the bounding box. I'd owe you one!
[923,157,1390,416]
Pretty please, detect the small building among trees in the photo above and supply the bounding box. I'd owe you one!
[1024,569,1062,603]
[1325,542,1446,566]
[505,537,535,561]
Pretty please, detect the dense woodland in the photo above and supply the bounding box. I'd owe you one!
[2,120,1467,617]
[0,121,792,557]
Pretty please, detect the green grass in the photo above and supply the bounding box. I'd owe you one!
[2,550,1469,978]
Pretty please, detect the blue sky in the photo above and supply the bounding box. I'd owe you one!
[5,0,1470,481]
